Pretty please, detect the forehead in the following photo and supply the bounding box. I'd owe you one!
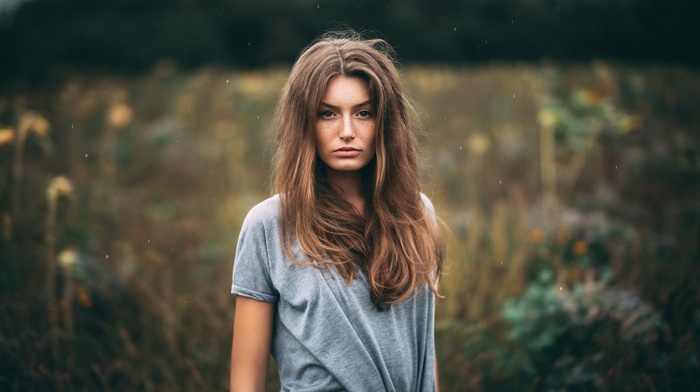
[321,75,370,105]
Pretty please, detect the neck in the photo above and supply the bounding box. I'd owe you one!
[326,169,366,216]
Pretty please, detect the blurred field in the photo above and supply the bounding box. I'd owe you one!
[1,62,699,391]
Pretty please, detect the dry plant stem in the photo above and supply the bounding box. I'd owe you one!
[442,198,532,320]
[540,122,557,229]
[503,191,529,296]
[99,124,119,177]
[460,205,484,318]
[92,124,118,215]
[62,262,75,338]
[466,154,484,204]
[62,263,75,371]
[13,112,50,225]
[46,194,60,368]
[491,203,508,268]
[91,363,114,392]
[162,265,176,350]
[12,128,27,225]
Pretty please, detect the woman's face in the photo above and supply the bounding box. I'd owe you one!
[315,75,377,176]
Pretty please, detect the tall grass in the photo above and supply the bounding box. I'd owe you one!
[0,62,698,390]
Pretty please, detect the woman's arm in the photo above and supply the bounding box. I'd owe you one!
[230,296,275,392]
[435,356,440,392]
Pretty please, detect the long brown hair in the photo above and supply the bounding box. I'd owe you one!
[273,31,443,308]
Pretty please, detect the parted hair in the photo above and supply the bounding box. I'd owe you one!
[273,31,443,308]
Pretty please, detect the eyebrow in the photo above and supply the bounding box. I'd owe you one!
[319,100,372,109]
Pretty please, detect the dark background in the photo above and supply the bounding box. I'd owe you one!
[1,0,699,85]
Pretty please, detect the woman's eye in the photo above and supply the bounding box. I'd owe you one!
[358,110,373,118]
[319,110,334,118]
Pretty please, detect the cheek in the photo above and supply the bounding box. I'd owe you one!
[366,123,378,149]
[314,126,332,151]
[314,122,324,141]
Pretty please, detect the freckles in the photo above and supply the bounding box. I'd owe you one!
[360,121,377,136]
[315,122,332,136]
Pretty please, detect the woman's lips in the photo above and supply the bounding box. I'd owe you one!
[334,147,360,157]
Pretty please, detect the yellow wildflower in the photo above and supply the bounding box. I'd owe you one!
[537,108,557,128]
[47,176,73,200]
[107,103,134,128]
[19,112,50,138]
[0,128,14,147]
[58,248,78,268]
[467,133,490,155]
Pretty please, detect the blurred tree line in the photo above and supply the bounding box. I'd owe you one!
[1,0,699,85]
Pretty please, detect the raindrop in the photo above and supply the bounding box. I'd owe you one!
[105,255,109,259]
[226,79,229,83]
[247,42,251,46]
[513,94,516,98]
[485,40,488,44]
[459,146,462,150]
[71,124,74,128]
[317,4,320,8]
[511,20,514,24]
[453,27,457,32]
[499,180,502,184]
[559,286,563,290]
[85,154,88,158]
[148,239,150,243]
[257,116,260,119]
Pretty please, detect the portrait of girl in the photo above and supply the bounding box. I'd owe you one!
[230,31,444,392]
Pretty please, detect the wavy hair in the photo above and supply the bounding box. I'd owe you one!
[272,31,443,308]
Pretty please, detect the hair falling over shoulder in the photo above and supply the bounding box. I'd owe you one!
[272,31,443,309]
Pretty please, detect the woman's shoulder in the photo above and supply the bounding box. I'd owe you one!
[419,192,436,216]
[241,194,281,229]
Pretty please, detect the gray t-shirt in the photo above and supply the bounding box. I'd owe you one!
[231,194,436,392]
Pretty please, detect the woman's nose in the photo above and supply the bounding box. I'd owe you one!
[339,116,355,140]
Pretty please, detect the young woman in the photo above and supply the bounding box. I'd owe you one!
[230,31,444,392]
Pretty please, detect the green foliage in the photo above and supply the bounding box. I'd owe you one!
[500,268,700,391]
[503,270,569,356]
[541,89,637,152]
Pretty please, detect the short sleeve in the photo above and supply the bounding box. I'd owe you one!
[231,205,279,303]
